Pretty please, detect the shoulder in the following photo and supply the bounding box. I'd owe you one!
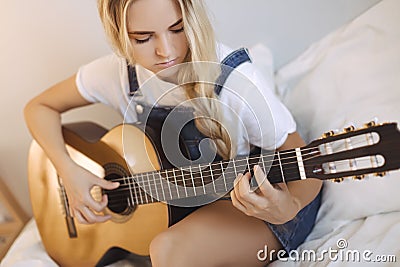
[76,53,128,88]
[77,53,127,79]
[75,53,129,103]
[216,43,273,100]
[216,42,269,87]
[216,43,236,61]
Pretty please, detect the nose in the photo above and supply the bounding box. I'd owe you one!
[155,34,172,58]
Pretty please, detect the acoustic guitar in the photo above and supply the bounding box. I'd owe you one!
[28,121,400,266]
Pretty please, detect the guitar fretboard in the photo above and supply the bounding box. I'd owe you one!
[107,147,320,205]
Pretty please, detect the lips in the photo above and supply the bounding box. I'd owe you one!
[156,58,177,68]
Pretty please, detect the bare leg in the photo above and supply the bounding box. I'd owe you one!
[149,200,282,267]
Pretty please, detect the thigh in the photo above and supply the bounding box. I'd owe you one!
[150,200,282,267]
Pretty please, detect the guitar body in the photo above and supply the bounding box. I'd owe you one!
[29,122,192,266]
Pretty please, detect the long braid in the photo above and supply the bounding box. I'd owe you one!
[177,0,236,159]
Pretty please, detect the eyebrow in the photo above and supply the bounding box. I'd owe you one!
[128,18,183,35]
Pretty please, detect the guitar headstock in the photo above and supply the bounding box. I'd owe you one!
[303,121,400,182]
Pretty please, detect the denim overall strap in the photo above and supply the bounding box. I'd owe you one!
[214,47,252,96]
[127,63,139,96]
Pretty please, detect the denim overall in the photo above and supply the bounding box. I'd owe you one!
[127,48,321,253]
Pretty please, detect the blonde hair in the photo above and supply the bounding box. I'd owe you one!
[97,0,234,159]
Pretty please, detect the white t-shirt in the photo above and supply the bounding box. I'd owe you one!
[75,44,296,154]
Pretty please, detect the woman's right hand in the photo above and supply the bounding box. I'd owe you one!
[23,74,120,224]
[59,160,120,224]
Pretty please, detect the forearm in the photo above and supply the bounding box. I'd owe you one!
[24,75,91,176]
[24,101,75,174]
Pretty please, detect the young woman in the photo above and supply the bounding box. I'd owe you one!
[24,0,322,266]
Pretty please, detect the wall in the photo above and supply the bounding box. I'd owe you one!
[206,0,381,68]
[0,0,380,216]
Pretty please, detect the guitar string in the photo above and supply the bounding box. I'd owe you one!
[99,150,320,205]
[57,151,380,207]
[108,134,378,185]
[62,163,307,205]
[105,156,381,205]
[58,158,312,206]
[107,171,291,205]
[123,134,381,187]
[108,147,319,184]
[60,151,318,205]
[108,149,319,187]
[60,155,384,207]
[104,163,382,206]
[60,136,383,205]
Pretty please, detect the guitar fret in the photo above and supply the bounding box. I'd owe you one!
[148,172,159,201]
[172,169,187,197]
[232,158,238,177]
[176,168,187,198]
[261,153,267,174]
[277,151,285,183]
[246,157,251,173]
[171,168,181,199]
[207,163,215,193]
[125,176,134,206]
[154,171,165,201]
[189,166,197,196]
[162,171,172,200]
[220,162,227,192]
[136,176,144,204]
[199,164,206,195]
[141,173,149,203]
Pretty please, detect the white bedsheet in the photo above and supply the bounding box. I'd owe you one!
[1,219,150,267]
[2,213,399,266]
[270,0,400,265]
[269,212,400,267]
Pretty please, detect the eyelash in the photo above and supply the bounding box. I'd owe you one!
[135,39,149,44]
[134,27,184,44]
[171,27,184,34]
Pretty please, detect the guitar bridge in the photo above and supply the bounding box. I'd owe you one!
[58,176,77,238]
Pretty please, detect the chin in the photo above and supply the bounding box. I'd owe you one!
[155,64,181,83]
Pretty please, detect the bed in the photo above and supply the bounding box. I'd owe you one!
[2,0,399,266]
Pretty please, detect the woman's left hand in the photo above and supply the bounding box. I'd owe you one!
[230,165,301,224]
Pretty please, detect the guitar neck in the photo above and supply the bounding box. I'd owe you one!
[111,147,318,205]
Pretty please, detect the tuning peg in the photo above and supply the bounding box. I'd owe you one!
[353,175,365,180]
[322,129,340,138]
[374,172,386,177]
[332,178,344,183]
[344,125,356,133]
[322,131,334,138]
[364,118,379,128]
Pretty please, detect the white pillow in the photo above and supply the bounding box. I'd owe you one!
[275,0,400,228]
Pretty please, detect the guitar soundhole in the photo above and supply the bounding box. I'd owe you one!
[103,164,136,215]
